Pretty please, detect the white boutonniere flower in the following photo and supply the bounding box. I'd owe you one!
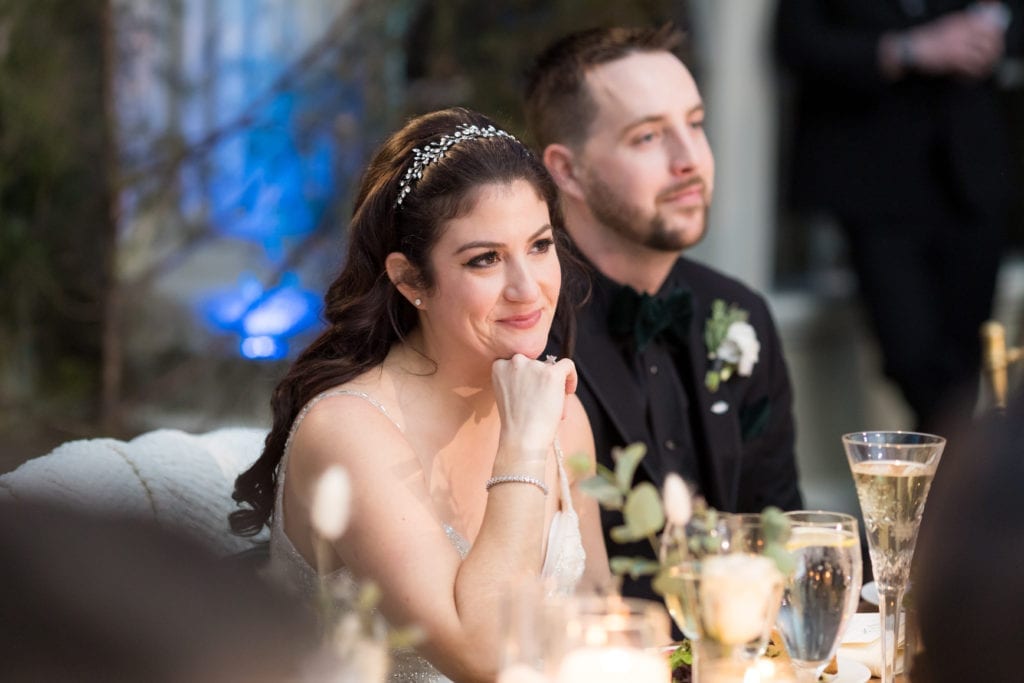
[704,300,759,392]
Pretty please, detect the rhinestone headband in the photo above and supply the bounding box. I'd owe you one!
[394,123,519,208]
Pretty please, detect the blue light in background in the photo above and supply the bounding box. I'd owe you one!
[207,93,335,262]
[186,39,368,361]
[240,335,287,360]
[199,272,322,361]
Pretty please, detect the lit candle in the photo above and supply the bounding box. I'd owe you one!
[556,646,669,683]
[700,554,782,645]
[496,663,551,683]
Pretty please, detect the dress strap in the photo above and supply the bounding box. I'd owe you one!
[551,435,576,515]
[283,389,403,458]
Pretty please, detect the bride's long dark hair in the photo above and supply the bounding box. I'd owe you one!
[229,107,585,535]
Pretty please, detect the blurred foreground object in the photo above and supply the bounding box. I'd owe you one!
[0,500,316,682]
[913,387,1024,682]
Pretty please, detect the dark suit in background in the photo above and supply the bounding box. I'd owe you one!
[912,389,1024,682]
[549,253,804,607]
[774,0,1019,432]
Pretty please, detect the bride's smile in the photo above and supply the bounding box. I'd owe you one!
[414,178,561,367]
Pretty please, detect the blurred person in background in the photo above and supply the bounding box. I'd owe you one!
[231,107,610,683]
[0,501,317,683]
[912,386,1024,681]
[525,25,803,614]
[775,0,1022,433]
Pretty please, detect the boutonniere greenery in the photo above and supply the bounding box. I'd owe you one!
[704,299,760,392]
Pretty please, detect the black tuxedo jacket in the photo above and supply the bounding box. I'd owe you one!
[549,256,803,606]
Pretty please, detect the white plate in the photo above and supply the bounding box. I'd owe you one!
[860,580,879,606]
[826,657,871,683]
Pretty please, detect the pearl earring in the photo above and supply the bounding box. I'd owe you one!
[414,298,422,307]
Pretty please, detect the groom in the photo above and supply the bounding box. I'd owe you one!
[527,26,804,604]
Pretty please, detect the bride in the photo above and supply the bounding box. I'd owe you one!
[230,107,610,682]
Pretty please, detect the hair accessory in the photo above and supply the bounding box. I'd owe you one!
[395,123,519,208]
[413,297,422,307]
[485,474,549,496]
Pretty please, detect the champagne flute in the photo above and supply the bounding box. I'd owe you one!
[775,511,862,682]
[843,431,945,683]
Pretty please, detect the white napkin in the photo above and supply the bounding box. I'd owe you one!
[837,612,905,677]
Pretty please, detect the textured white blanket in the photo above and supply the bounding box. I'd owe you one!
[0,427,270,556]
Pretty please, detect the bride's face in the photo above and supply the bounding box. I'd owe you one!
[419,179,561,364]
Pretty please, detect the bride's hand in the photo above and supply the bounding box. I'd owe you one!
[491,354,577,459]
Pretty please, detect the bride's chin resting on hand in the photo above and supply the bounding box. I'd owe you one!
[229,107,610,683]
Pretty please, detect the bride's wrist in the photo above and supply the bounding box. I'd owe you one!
[491,446,548,474]
[496,430,555,461]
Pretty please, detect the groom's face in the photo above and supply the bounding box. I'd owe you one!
[574,50,715,253]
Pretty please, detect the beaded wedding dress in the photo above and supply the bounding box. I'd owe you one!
[269,389,587,682]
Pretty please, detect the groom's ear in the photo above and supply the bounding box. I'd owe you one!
[385,252,424,306]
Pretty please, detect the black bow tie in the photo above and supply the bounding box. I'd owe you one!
[608,285,693,353]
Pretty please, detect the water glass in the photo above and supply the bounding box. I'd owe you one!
[775,511,862,682]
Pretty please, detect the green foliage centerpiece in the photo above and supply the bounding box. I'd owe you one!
[569,443,793,679]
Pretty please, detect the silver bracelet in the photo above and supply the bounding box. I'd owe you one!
[485,474,549,496]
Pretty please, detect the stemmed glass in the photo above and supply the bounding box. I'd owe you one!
[497,584,670,683]
[843,431,945,683]
[660,513,784,682]
[775,511,862,682]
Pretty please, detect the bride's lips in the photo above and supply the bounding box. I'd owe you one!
[498,309,543,329]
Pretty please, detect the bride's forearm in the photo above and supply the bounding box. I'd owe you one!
[444,457,549,679]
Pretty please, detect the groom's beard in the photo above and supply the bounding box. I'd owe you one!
[582,173,708,252]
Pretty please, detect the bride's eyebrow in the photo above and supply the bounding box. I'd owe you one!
[453,225,553,255]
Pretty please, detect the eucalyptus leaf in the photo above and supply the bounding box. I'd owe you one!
[579,476,624,509]
[760,506,791,546]
[609,523,640,544]
[612,442,647,494]
[621,482,665,538]
[564,452,592,478]
[610,555,662,579]
[765,543,796,577]
[596,462,616,482]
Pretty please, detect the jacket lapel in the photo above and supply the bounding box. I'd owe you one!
[682,269,744,511]
[572,300,651,470]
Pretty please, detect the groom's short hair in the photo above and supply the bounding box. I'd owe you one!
[524,24,684,150]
